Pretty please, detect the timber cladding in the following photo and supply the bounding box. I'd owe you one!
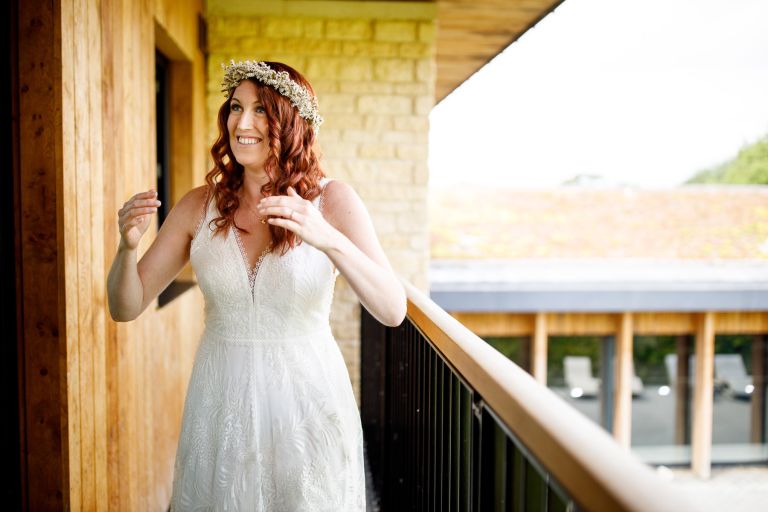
[16,0,206,509]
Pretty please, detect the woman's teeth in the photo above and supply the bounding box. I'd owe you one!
[238,136,261,145]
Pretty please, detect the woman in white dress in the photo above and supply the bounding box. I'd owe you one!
[107,60,406,510]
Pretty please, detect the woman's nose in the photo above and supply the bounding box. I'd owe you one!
[237,111,254,129]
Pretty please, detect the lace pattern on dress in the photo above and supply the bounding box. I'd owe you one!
[232,228,272,291]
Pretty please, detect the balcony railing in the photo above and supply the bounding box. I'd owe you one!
[361,281,707,511]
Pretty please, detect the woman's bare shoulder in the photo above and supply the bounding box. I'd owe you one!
[320,179,373,231]
[165,185,212,237]
[321,179,362,215]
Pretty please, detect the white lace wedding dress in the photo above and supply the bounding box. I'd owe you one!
[170,178,365,511]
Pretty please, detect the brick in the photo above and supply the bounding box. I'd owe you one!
[303,19,324,39]
[319,93,356,113]
[341,129,374,143]
[396,144,428,161]
[320,113,364,130]
[308,58,346,81]
[394,83,431,95]
[374,59,414,82]
[393,116,429,132]
[209,17,260,38]
[414,96,434,115]
[341,41,399,58]
[379,161,414,183]
[399,42,433,59]
[317,128,342,142]
[261,55,306,70]
[310,80,339,94]
[357,95,411,115]
[321,140,358,158]
[235,37,282,53]
[283,38,341,56]
[358,143,396,159]
[261,18,304,38]
[336,59,374,81]
[363,115,393,131]
[382,131,426,144]
[338,82,392,95]
[374,20,417,42]
[418,21,437,43]
[415,58,434,83]
[326,19,371,40]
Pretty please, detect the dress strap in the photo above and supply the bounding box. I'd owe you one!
[317,177,333,213]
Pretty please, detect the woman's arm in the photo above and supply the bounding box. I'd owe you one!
[107,186,207,321]
[260,181,407,327]
[320,181,407,327]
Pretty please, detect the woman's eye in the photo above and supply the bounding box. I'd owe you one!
[230,104,241,112]
[256,106,266,114]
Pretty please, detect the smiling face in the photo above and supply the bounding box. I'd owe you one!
[227,80,269,174]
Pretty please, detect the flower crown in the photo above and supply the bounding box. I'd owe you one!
[221,60,324,132]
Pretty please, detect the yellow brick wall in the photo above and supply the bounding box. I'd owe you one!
[205,4,436,403]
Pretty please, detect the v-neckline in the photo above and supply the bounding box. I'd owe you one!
[231,226,272,295]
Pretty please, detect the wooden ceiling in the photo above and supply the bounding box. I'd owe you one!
[435,0,563,102]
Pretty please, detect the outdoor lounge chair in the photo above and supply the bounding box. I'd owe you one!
[665,353,729,395]
[563,356,600,398]
[714,354,754,399]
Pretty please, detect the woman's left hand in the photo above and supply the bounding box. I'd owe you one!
[258,186,340,251]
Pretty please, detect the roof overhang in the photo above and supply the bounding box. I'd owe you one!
[430,260,768,312]
[435,0,564,102]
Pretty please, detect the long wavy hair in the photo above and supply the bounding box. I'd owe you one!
[205,61,325,255]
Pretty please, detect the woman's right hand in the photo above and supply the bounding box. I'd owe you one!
[118,190,162,250]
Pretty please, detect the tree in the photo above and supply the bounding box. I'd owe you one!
[686,136,768,185]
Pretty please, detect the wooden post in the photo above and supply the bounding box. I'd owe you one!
[531,313,547,385]
[692,312,715,478]
[751,335,766,444]
[674,335,691,445]
[613,313,633,448]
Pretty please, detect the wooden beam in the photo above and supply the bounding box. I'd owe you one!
[613,313,633,448]
[691,312,715,479]
[449,312,532,337]
[531,312,547,385]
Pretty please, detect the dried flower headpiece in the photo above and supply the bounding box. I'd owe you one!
[221,60,324,132]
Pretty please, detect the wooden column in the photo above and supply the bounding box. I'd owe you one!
[613,312,633,448]
[531,312,548,385]
[751,335,766,444]
[692,312,715,478]
[674,335,691,445]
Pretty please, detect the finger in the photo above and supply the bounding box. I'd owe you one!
[123,207,158,221]
[131,198,162,208]
[259,205,299,219]
[139,189,158,199]
[287,186,298,197]
[266,217,300,232]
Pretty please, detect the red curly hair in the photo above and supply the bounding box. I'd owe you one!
[205,61,325,255]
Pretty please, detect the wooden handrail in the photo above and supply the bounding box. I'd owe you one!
[403,280,709,512]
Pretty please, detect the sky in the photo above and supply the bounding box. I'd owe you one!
[428,0,768,188]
